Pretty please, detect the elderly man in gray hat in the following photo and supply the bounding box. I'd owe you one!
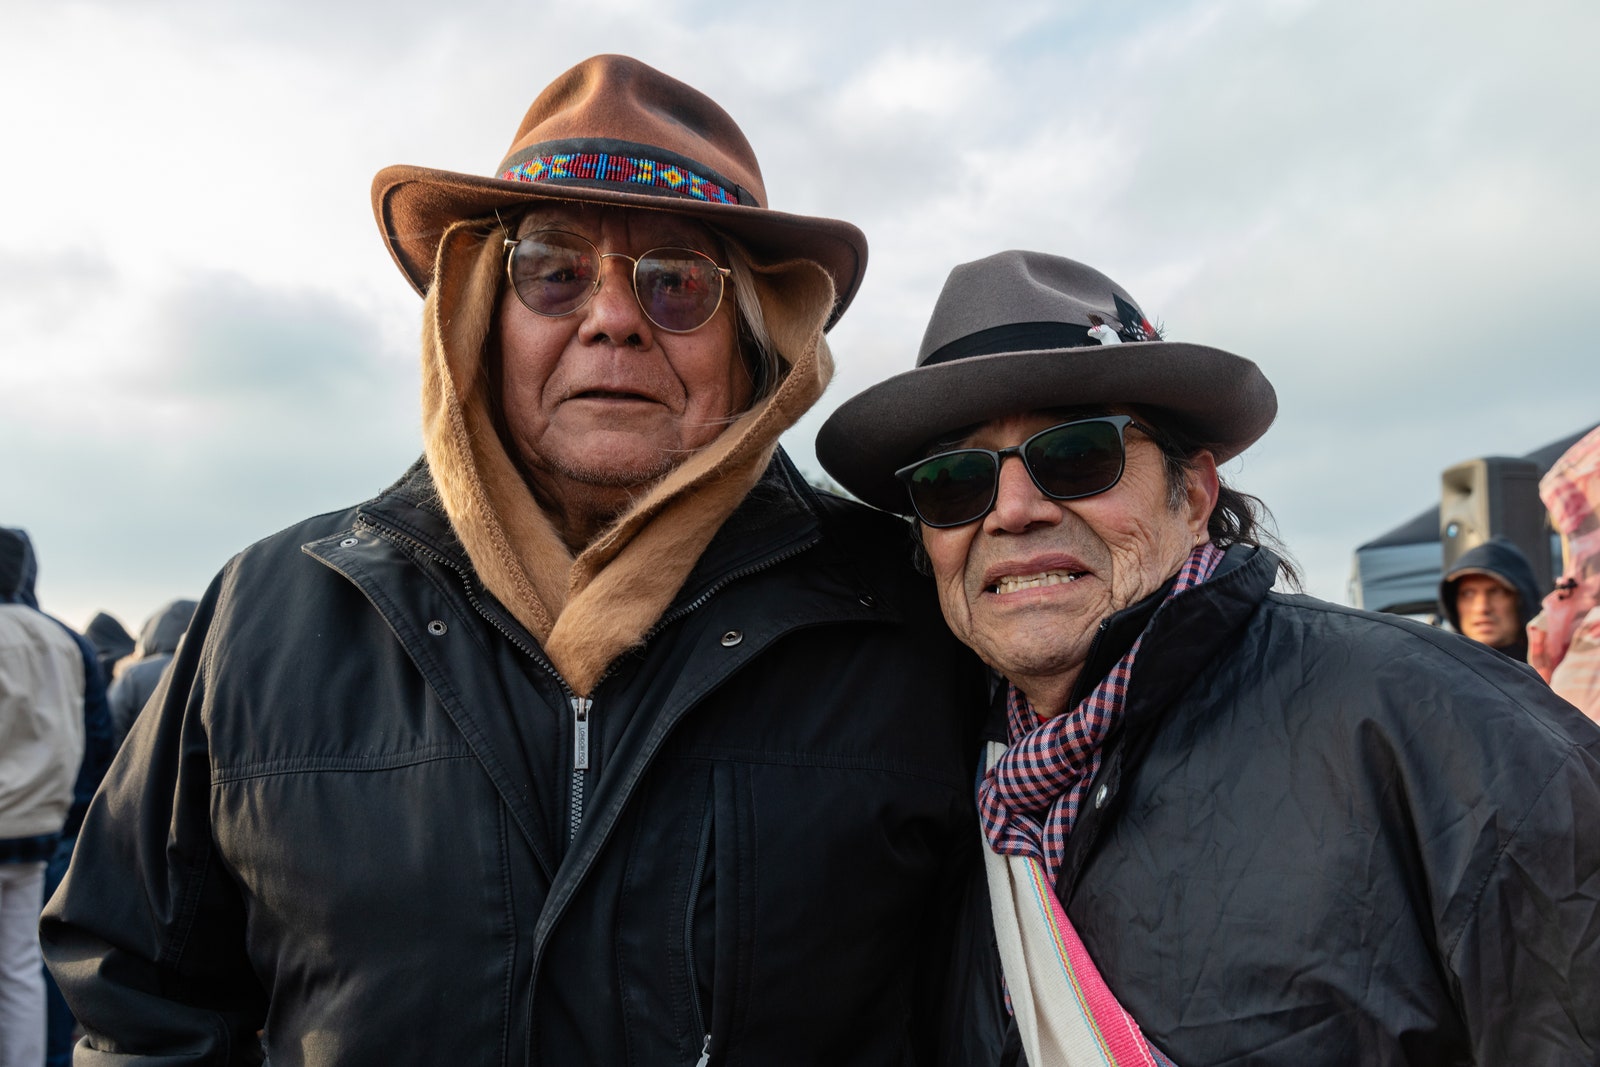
[818,250,1600,1066]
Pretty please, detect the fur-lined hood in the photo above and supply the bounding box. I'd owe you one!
[419,220,837,696]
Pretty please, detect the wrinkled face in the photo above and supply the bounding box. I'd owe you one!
[496,203,750,500]
[919,411,1217,714]
[1455,574,1521,648]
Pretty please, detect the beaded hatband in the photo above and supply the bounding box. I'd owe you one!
[500,153,740,205]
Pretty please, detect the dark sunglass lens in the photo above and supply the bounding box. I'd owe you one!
[510,234,597,315]
[635,249,723,332]
[906,451,999,526]
[1024,421,1125,499]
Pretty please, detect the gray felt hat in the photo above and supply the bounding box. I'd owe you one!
[816,249,1278,513]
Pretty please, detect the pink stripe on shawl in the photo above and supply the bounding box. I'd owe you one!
[1026,860,1161,1066]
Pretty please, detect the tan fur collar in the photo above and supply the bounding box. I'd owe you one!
[420,220,835,696]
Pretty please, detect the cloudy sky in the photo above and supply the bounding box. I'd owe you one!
[4,0,1596,635]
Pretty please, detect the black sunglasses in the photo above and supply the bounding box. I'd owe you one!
[895,415,1156,528]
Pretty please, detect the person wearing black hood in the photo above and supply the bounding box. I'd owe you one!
[105,598,197,745]
[82,613,135,695]
[1439,537,1543,662]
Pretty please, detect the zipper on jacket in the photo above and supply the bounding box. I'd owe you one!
[684,801,713,1054]
[570,696,592,841]
[351,513,836,1066]
[353,519,599,843]
[351,520,826,855]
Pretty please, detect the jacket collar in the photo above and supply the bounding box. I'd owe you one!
[1051,544,1279,896]
[670,449,823,607]
[357,457,470,563]
[1121,544,1276,716]
[360,450,828,624]
[331,450,843,889]
[1064,576,1175,713]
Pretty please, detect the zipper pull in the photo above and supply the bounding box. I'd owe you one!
[694,1034,711,1067]
[571,696,591,770]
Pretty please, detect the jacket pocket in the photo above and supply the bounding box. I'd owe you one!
[621,758,756,1064]
[703,760,754,1064]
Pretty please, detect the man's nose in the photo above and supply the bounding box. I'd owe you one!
[580,256,652,346]
[984,454,1061,533]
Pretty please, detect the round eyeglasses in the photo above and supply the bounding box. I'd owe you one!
[503,229,732,334]
[895,415,1157,528]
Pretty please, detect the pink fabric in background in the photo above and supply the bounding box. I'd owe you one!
[1528,427,1600,719]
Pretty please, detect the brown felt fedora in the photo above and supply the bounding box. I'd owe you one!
[816,250,1278,513]
[372,54,868,327]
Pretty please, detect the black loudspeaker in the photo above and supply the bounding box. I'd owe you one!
[1439,457,1553,593]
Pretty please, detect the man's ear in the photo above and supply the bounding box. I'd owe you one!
[1185,450,1221,542]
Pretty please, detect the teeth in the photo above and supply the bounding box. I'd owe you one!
[993,571,1083,595]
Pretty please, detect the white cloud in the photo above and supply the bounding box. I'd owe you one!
[5,0,1598,627]
[833,48,995,121]
[2,263,419,628]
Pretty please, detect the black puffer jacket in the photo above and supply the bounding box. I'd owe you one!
[1018,546,1600,1065]
[43,456,1005,1066]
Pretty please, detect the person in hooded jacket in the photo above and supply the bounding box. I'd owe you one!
[42,56,1002,1066]
[1437,536,1543,662]
[81,613,134,702]
[105,598,197,745]
[0,528,113,1067]
[817,250,1600,1066]
[0,531,115,851]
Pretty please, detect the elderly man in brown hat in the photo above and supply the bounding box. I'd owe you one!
[818,250,1600,1066]
[43,57,1002,1065]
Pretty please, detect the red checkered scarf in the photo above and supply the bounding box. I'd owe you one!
[978,542,1225,884]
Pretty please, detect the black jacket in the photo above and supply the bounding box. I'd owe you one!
[1016,546,1600,1065]
[43,456,1005,1065]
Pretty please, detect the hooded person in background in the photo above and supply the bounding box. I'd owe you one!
[105,598,197,745]
[1438,537,1543,662]
[43,55,999,1066]
[0,528,100,1067]
[0,530,83,1067]
[81,614,134,699]
[817,250,1600,1066]
[0,532,115,837]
